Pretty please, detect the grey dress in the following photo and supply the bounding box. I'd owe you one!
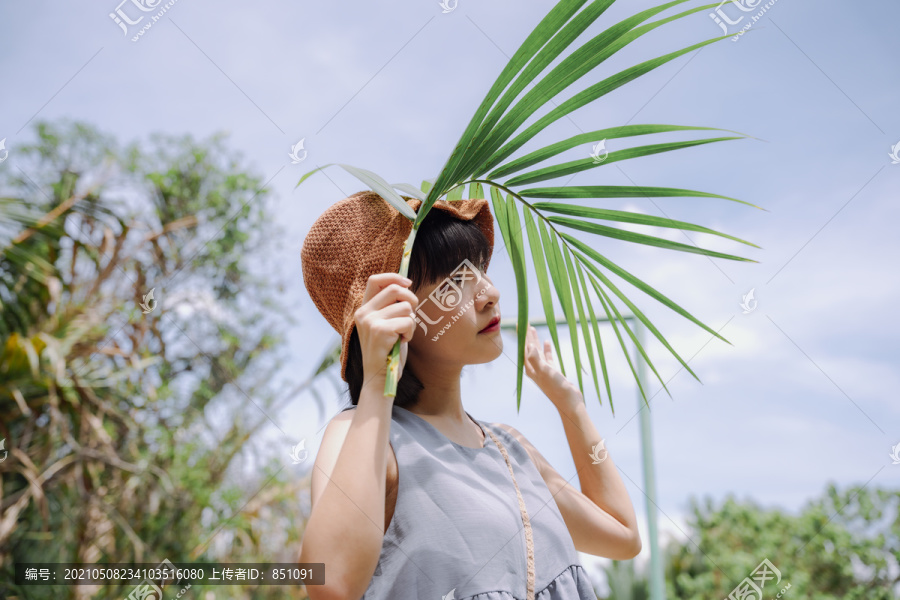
[338,404,597,600]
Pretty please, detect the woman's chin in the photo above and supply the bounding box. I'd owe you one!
[476,337,504,360]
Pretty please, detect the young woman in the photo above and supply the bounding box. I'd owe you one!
[299,191,641,600]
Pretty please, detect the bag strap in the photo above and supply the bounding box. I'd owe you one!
[485,428,535,600]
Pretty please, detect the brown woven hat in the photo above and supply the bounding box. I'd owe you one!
[301,190,495,382]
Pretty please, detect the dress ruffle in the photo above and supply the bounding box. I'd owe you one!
[463,564,596,600]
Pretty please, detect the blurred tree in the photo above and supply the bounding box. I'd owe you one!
[664,484,899,600]
[592,483,898,599]
[0,119,320,599]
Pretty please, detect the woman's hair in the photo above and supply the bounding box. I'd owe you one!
[345,208,493,408]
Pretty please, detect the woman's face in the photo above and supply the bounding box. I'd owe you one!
[407,258,503,368]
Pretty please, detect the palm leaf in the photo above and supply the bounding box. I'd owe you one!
[502,193,530,411]
[297,0,762,403]
[503,136,743,186]
[540,220,584,394]
[590,273,654,408]
[561,231,729,352]
[488,124,754,179]
[294,163,417,220]
[562,244,603,407]
[522,207,564,376]
[574,258,612,412]
[391,182,427,201]
[519,184,761,209]
[545,215,754,261]
[430,0,597,201]
[531,201,761,248]
[472,2,729,178]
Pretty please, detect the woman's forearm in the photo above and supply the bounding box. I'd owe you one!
[556,393,640,538]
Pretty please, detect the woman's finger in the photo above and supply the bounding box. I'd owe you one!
[525,327,539,362]
[359,276,419,317]
[374,300,415,319]
[381,315,417,343]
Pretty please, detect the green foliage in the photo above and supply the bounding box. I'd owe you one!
[0,119,312,599]
[602,559,649,600]
[593,483,899,599]
[662,484,900,600]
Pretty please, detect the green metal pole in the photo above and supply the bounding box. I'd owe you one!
[635,320,666,600]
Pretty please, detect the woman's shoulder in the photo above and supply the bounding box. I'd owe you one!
[335,404,356,418]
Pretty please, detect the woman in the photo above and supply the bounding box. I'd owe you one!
[299,190,641,600]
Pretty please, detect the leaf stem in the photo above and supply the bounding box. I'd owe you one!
[384,226,418,397]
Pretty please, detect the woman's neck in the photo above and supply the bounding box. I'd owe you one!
[407,365,484,445]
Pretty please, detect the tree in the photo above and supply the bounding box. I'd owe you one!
[664,483,900,599]
[0,119,316,599]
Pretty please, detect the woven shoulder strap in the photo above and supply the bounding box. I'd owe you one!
[485,428,535,600]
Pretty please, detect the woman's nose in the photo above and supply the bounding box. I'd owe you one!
[474,276,499,308]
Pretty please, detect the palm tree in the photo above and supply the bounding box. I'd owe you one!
[298,0,762,411]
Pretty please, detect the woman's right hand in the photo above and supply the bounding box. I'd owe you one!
[353,272,419,386]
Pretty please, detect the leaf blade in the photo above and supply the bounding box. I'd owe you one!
[520,184,763,210]
[504,136,743,187]
[560,231,731,347]
[546,215,756,262]
[504,193,530,412]
[522,207,565,376]
[532,201,760,248]
[336,163,417,220]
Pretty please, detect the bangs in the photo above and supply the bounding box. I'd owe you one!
[407,209,492,292]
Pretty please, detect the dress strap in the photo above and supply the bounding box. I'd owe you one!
[485,429,535,600]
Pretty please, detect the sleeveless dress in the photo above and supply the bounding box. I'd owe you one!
[338,404,597,600]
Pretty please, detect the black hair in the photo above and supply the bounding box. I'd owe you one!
[345,207,492,408]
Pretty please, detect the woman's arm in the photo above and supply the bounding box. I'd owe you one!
[300,379,394,600]
[517,325,641,559]
[300,272,418,599]
[499,413,641,559]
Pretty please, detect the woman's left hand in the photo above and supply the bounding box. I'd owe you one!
[522,325,581,410]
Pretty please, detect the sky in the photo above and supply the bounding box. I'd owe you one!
[2,0,899,593]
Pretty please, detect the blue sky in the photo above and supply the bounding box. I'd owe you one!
[3,0,898,592]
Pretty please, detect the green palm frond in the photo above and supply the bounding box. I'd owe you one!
[298,0,762,409]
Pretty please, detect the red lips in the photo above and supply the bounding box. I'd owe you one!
[479,315,500,333]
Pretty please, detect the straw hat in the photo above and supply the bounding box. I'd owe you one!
[300,190,495,382]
